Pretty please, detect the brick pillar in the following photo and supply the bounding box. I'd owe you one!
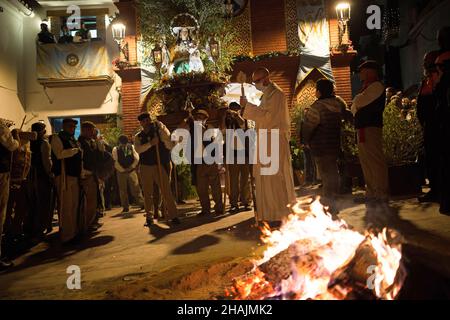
[117,68,142,138]
[115,0,141,137]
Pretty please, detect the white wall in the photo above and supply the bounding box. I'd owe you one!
[0,0,26,126]
[0,0,121,131]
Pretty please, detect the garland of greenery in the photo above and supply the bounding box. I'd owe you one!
[233,50,301,63]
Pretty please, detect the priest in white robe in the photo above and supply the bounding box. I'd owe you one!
[240,67,297,222]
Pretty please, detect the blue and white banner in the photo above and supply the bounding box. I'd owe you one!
[296,0,334,86]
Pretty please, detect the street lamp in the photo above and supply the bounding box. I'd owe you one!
[152,43,163,67]
[209,37,220,61]
[336,2,351,51]
[112,19,129,62]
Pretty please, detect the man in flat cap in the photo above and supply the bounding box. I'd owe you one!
[0,119,20,268]
[51,118,82,243]
[78,121,104,233]
[352,60,389,207]
[135,112,180,226]
[27,122,54,240]
[180,109,224,216]
[224,102,252,213]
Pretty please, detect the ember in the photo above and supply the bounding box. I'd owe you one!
[229,199,406,300]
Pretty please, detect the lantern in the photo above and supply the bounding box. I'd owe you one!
[152,44,163,66]
[209,37,220,61]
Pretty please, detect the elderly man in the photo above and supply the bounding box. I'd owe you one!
[28,122,54,239]
[240,67,297,223]
[180,109,224,216]
[135,112,180,226]
[78,121,103,232]
[51,118,82,243]
[351,60,388,207]
[0,121,20,268]
[224,102,252,213]
[112,135,144,214]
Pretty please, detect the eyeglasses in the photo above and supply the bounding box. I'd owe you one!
[252,75,266,85]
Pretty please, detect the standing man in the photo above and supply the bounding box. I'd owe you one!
[134,112,180,226]
[416,51,441,203]
[181,109,224,216]
[240,67,297,223]
[51,118,82,243]
[112,135,144,213]
[435,46,450,215]
[0,120,19,268]
[351,60,389,207]
[78,122,103,232]
[301,78,347,214]
[37,23,56,44]
[225,102,251,213]
[28,122,54,240]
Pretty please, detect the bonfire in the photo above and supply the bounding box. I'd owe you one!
[228,199,406,300]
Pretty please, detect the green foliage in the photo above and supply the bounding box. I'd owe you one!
[137,0,238,74]
[290,138,304,171]
[176,163,198,199]
[291,104,304,135]
[233,50,301,63]
[383,100,423,165]
[157,72,228,113]
[102,115,123,147]
[341,120,358,161]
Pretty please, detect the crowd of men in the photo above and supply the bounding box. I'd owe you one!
[1,26,449,271]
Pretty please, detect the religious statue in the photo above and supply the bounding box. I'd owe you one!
[168,14,204,75]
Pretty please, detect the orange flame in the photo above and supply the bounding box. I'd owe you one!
[230,199,405,300]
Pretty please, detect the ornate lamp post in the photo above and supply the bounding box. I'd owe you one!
[335,2,351,52]
[112,18,129,62]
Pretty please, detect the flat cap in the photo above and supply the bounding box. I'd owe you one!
[31,122,46,132]
[193,109,209,119]
[137,112,151,121]
[358,60,380,72]
[81,121,96,129]
[62,118,78,125]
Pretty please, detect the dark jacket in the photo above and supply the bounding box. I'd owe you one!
[51,131,82,177]
[301,96,347,157]
[353,81,386,129]
[136,124,171,166]
[0,143,11,173]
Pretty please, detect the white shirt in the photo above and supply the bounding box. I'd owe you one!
[351,81,385,115]
[0,123,19,152]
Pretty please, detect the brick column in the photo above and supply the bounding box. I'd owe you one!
[116,68,142,138]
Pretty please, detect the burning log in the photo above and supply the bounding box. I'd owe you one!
[229,199,405,300]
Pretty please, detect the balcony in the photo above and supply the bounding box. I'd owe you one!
[36,40,114,88]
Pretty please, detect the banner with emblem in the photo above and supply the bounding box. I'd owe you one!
[37,42,113,87]
[296,0,334,86]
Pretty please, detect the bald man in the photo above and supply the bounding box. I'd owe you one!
[240,68,297,222]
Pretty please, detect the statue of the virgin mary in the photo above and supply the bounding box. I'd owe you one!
[167,14,204,75]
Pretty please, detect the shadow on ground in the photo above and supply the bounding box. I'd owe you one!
[0,232,114,277]
[171,235,221,255]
